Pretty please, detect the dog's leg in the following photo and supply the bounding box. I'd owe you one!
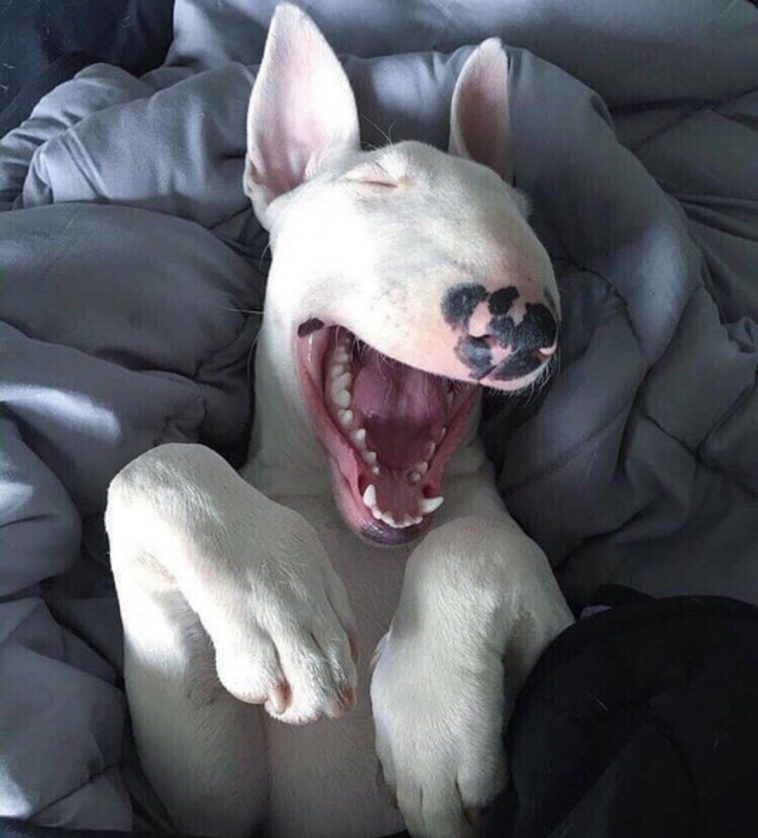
[106,444,357,838]
[371,501,573,838]
[112,557,267,838]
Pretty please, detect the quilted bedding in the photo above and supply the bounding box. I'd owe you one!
[1,0,757,828]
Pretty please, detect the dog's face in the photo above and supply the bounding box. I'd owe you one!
[245,4,559,546]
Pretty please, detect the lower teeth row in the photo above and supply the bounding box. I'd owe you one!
[361,484,444,529]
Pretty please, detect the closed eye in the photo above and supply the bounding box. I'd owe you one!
[343,162,401,189]
[354,179,397,188]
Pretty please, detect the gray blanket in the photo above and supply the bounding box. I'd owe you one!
[1,0,757,829]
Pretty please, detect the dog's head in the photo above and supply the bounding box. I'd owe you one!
[244,4,559,546]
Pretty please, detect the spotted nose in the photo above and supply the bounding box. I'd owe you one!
[442,282,558,382]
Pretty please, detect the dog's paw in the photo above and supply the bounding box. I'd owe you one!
[370,631,507,838]
[214,600,356,726]
[199,508,358,725]
[106,444,358,725]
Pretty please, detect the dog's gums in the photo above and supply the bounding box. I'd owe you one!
[297,325,477,545]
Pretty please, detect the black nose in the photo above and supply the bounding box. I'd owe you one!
[502,303,558,355]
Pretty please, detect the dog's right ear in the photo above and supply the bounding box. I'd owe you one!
[449,38,512,183]
[244,3,360,229]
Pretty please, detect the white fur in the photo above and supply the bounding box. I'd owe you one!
[106,6,573,837]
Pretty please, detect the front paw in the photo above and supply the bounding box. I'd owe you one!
[214,601,357,726]
[370,632,507,838]
[106,444,358,726]
[211,517,359,726]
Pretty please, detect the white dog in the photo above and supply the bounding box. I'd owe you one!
[105,6,573,838]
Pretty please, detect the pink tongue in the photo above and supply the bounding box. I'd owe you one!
[351,348,448,469]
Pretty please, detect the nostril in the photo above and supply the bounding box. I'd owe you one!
[467,335,496,354]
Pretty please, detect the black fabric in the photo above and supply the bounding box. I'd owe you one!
[591,584,654,608]
[483,596,758,838]
[0,0,174,125]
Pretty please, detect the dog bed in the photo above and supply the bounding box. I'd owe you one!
[1,0,757,829]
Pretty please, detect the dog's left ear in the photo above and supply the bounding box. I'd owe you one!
[244,3,360,228]
[449,38,512,183]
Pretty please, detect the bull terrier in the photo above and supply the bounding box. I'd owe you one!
[105,5,574,837]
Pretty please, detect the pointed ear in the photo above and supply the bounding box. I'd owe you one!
[449,38,512,182]
[244,3,360,227]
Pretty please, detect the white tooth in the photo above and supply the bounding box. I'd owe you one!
[381,512,398,528]
[362,450,377,465]
[371,466,380,475]
[362,484,377,508]
[403,514,422,527]
[331,363,347,379]
[334,372,352,391]
[420,496,444,515]
[332,388,351,408]
[439,426,447,440]
[415,462,429,476]
[335,349,349,363]
[409,471,421,483]
[373,508,408,529]
[425,442,436,460]
[338,409,353,427]
[351,428,367,448]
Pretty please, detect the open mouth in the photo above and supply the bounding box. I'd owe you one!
[296,326,478,546]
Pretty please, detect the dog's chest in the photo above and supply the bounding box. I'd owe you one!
[291,493,412,628]
[260,492,409,837]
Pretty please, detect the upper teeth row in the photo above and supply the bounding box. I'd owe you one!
[361,484,444,529]
[330,349,382,475]
[330,347,351,408]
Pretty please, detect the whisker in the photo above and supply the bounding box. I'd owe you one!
[217,305,265,316]
[246,323,263,384]
[360,114,392,147]
[386,119,402,144]
[258,241,272,272]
